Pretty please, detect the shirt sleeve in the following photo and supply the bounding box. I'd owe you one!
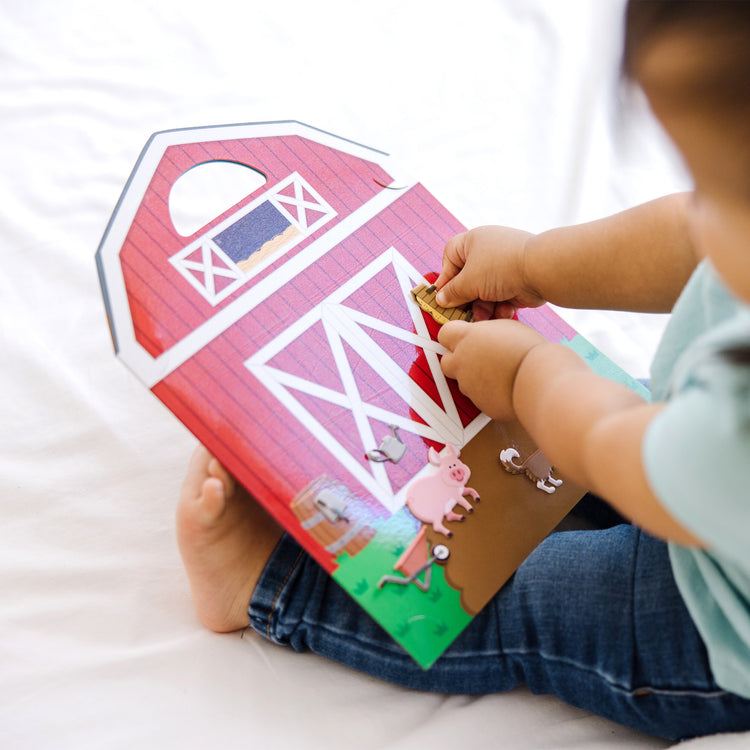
[643,365,750,565]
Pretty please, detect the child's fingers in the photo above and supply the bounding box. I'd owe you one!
[436,273,477,309]
[435,234,467,298]
[435,254,462,288]
[471,300,496,321]
[437,320,471,353]
[496,301,518,319]
[472,300,519,321]
[438,321,471,380]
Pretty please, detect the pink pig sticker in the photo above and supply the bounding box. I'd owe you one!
[405,443,480,537]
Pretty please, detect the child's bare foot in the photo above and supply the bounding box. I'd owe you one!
[176,446,283,632]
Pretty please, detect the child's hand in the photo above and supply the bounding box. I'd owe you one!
[434,226,545,321]
[438,318,546,421]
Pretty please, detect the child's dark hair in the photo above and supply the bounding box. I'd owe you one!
[623,0,750,113]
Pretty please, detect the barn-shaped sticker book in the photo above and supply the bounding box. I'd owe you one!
[96,121,648,668]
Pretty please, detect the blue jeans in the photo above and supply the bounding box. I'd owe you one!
[248,499,750,741]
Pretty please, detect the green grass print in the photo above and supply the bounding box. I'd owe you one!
[332,508,472,669]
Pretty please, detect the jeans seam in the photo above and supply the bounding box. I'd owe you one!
[622,532,726,700]
[266,547,305,640]
[298,614,732,700]
[629,526,642,696]
[496,646,731,700]
[299,615,410,657]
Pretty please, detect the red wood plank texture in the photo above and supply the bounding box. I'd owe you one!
[121,135,392,357]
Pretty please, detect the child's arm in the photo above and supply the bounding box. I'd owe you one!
[438,319,705,548]
[436,193,699,316]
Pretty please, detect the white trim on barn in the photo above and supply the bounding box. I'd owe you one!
[245,247,490,513]
[169,172,337,306]
[96,121,409,388]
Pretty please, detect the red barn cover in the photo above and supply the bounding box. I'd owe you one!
[96,121,647,668]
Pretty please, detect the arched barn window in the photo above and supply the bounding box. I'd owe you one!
[168,163,336,305]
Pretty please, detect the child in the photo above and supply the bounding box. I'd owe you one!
[176,0,750,740]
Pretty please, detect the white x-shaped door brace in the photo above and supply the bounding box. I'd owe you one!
[245,247,488,512]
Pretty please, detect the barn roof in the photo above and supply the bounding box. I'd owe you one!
[96,121,405,387]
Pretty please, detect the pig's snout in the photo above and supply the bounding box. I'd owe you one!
[449,467,466,482]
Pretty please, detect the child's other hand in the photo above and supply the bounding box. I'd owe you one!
[438,318,546,421]
[434,226,545,321]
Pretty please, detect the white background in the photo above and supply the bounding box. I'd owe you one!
[4,2,742,749]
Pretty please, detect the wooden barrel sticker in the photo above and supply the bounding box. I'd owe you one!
[291,476,376,557]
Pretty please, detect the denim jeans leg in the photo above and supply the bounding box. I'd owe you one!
[248,526,750,741]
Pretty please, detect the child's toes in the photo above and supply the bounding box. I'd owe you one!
[208,457,236,497]
[197,476,227,522]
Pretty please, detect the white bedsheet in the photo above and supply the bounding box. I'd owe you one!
[2,1,747,747]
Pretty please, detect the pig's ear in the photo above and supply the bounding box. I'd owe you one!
[428,446,440,465]
[445,442,458,457]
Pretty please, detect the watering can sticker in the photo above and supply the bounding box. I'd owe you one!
[366,425,406,464]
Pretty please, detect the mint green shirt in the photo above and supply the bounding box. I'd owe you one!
[644,260,750,698]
